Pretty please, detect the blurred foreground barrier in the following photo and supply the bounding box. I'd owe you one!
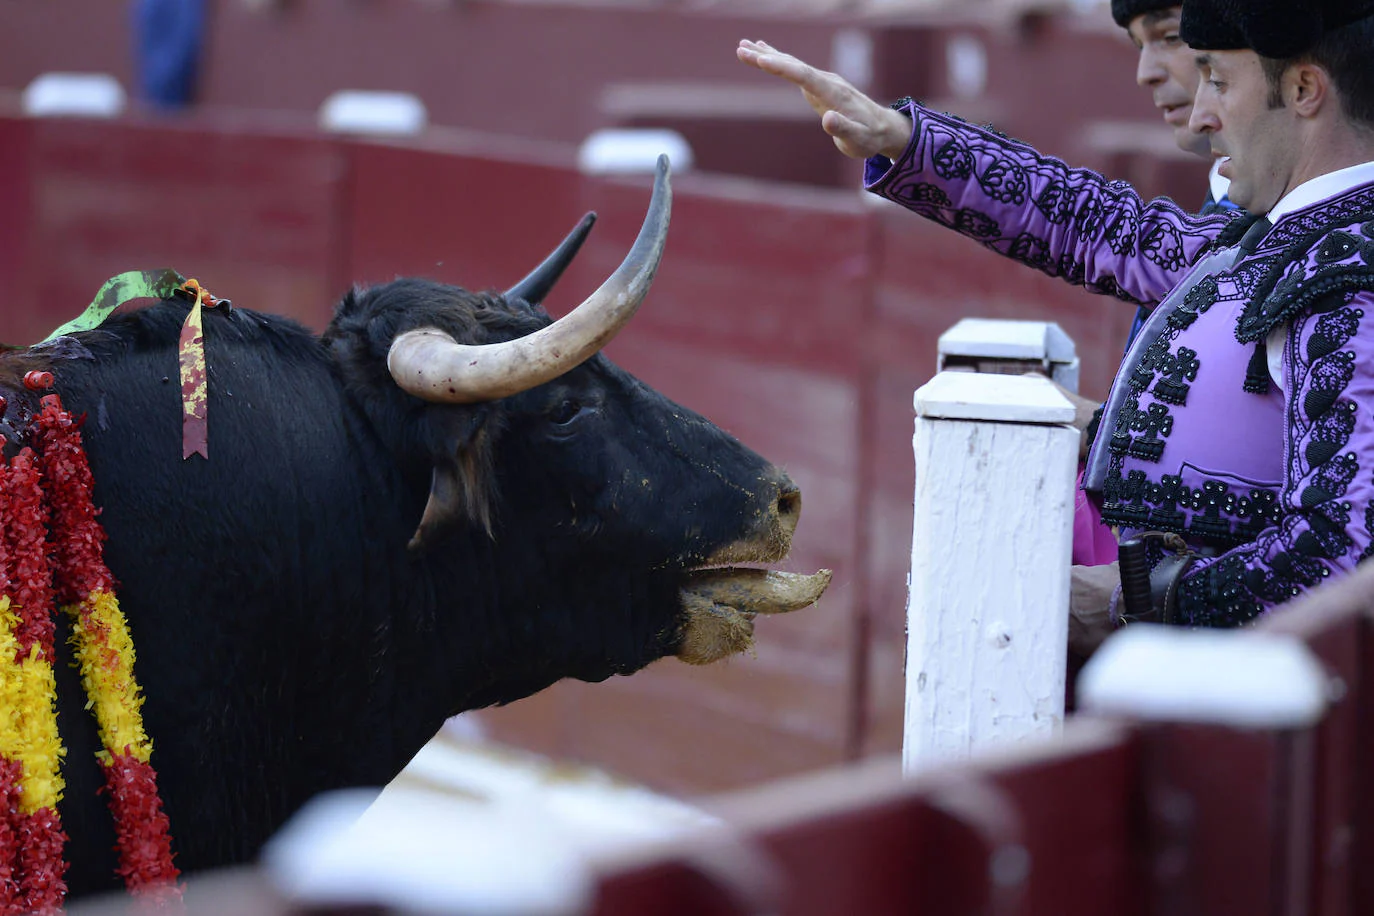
[587,565,1374,916]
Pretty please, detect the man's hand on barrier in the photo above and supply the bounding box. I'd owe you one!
[1069,562,1119,659]
[736,39,913,161]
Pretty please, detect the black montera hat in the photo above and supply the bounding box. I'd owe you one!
[1181,0,1374,58]
[1111,0,1180,29]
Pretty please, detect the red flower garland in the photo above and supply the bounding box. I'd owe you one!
[0,462,13,912]
[0,758,20,907]
[14,807,67,915]
[30,395,181,905]
[0,448,69,915]
[0,391,181,909]
[7,451,55,660]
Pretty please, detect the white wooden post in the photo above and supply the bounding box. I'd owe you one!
[938,318,1082,394]
[904,371,1079,774]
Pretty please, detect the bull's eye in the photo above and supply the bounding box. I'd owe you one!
[548,398,583,427]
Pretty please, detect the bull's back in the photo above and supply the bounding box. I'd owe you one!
[2,303,418,892]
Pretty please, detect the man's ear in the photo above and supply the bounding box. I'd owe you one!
[1289,61,1332,118]
[409,404,499,552]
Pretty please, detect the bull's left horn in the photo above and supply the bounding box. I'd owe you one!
[503,211,597,306]
[387,155,671,403]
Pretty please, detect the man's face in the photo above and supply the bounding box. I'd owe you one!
[1189,49,1299,213]
[1128,8,1210,158]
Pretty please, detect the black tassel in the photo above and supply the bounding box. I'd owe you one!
[1244,339,1271,394]
[1084,404,1104,450]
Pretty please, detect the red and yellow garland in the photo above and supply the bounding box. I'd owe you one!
[0,385,181,910]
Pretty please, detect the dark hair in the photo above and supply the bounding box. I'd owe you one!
[1261,16,1374,125]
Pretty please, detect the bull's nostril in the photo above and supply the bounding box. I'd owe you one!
[777,488,801,520]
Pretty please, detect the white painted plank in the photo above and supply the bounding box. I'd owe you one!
[937,318,1076,362]
[914,370,1076,425]
[904,409,1078,772]
[1077,625,1329,729]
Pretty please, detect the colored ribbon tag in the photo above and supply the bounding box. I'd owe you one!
[41,269,187,343]
[176,279,226,461]
[179,299,208,460]
[16,269,229,461]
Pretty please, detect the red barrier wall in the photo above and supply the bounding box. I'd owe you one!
[0,1,1208,201]
[0,109,1128,794]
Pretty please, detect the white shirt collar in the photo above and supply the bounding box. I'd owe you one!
[1208,159,1230,204]
[1266,160,1374,223]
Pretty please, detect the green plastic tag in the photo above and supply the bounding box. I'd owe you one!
[40,268,187,343]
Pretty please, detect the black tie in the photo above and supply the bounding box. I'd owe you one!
[1236,216,1273,256]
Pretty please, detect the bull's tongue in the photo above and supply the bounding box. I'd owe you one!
[675,568,832,666]
[679,568,832,615]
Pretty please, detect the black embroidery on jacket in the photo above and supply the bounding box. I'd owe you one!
[884,109,1229,308]
[1307,308,1363,361]
[1152,347,1200,405]
[933,139,975,180]
[897,183,952,208]
[953,209,999,238]
[1141,222,1188,271]
[1176,554,1263,625]
[978,159,1029,205]
[1175,298,1369,625]
[1302,350,1357,421]
[1233,186,1374,342]
[1362,499,1374,562]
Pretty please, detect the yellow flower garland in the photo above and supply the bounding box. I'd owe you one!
[0,596,64,814]
[65,590,154,765]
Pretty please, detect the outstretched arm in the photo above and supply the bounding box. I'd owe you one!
[737,39,1232,306]
[736,39,912,161]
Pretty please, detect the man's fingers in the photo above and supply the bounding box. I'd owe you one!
[737,39,837,96]
[742,48,814,87]
[821,109,883,159]
[738,37,898,160]
[820,108,861,140]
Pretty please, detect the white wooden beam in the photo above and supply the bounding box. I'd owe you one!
[1077,626,1329,729]
[904,371,1079,774]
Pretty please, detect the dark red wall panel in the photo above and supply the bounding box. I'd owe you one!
[0,112,34,346]
[13,115,345,340]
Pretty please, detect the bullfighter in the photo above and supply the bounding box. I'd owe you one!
[738,0,1374,651]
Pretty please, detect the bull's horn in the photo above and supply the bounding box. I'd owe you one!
[503,211,597,305]
[387,155,671,403]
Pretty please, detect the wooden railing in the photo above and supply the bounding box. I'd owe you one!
[589,562,1374,915]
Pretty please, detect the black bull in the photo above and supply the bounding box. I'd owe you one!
[0,159,830,896]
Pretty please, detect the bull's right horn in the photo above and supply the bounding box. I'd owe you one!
[387,154,671,404]
[503,211,597,306]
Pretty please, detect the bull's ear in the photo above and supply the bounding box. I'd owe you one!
[408,406,497,552]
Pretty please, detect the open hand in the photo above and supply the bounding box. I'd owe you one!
[736,39,913,161]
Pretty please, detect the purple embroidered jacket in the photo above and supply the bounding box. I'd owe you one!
[865,103,1374,626]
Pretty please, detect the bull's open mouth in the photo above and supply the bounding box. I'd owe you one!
[675,566,832,665]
